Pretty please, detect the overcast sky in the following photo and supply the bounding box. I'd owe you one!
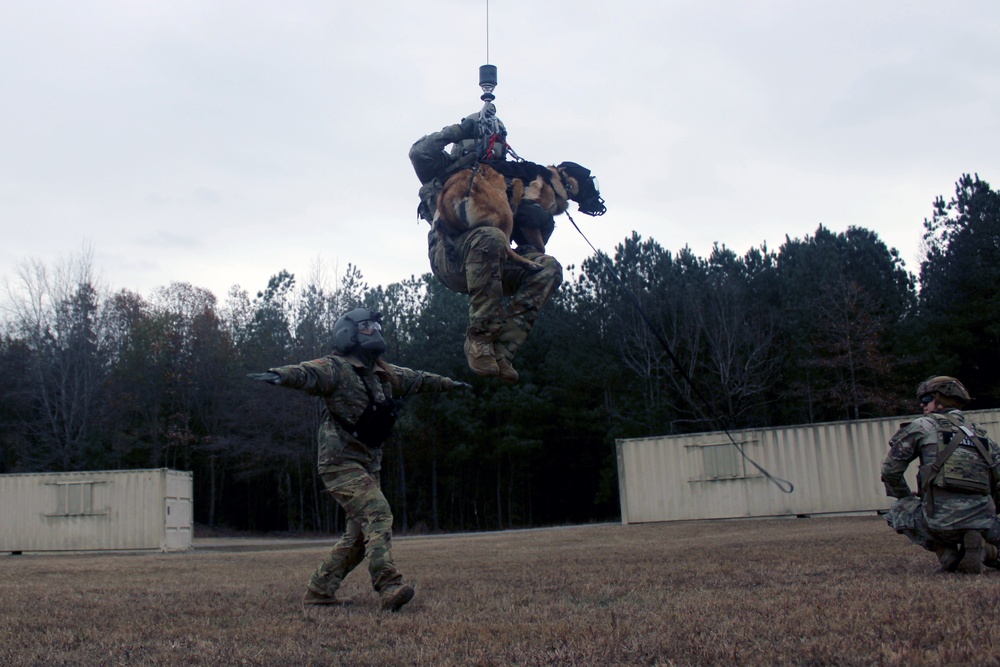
[2,1,998,302]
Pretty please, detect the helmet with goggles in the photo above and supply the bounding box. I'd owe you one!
[916,376,971,404]
[332,307,387,359]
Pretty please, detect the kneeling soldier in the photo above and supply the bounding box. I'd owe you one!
[882,376,1000,573]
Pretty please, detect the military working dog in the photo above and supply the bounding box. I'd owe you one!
[434,160,606,271]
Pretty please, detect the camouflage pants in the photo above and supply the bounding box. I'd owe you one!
[428,226,563,360]
[307,463,402,596]
[885,495,1000,551]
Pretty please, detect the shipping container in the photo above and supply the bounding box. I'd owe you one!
[0,468,193,553]
[616,409,1000,524]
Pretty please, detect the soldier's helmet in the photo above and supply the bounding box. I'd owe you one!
[916,376,971,404]
[333,308,386,357]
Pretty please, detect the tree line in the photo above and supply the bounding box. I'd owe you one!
[1,174,998,534]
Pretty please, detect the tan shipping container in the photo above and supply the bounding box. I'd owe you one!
[616,409,1000,524]
[0,468,192,553]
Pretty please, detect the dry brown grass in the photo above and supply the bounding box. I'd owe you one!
[2,516,1000,666]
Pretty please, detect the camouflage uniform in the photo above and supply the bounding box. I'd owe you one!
[881,409,1000,555]
[410,121,563,367]
[269,352,461,600]
[428,226,562,362]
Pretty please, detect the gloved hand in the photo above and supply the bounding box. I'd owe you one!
[453,381,473,390]
[247,371,281,385]
[459,115,478,139]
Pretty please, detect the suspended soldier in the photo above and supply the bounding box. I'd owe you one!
[248,307,470,611]
[881,376,1000,573]
[409,104,563,383]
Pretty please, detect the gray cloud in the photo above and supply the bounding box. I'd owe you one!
[1,1,998,301]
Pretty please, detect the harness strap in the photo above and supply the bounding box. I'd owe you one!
[328,369,424,439]
[440,150,481,180]
[970,432,994,465]
[329,367,378,437]
[920,415,964,517]
[921,413,996,516]
[465,162,481,200]
[958,423,997,478]
[926,427,964,484]
[402,372,424,399]
[940,413,995,465]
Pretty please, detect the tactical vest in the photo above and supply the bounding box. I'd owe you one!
[923,413,993,495]
[330,369,422,448]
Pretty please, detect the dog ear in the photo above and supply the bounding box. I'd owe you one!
[557,162,593,186]
[557,161,588,177]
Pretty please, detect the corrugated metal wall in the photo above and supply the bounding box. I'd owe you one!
[0,469,193,552]
[616,409,1000,524]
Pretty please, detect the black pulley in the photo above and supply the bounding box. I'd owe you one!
[479,64,497,102]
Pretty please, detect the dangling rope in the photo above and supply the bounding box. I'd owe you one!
[564,210,794,494]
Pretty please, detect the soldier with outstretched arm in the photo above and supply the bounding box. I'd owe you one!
[248,307,470,611]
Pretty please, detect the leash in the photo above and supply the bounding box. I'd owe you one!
[465,162,481,200]
[564,210,794,494]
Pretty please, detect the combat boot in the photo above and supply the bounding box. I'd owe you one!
[301,588,352,607]
[984,543,1000,570]
[492,343,518,383]
[933,542,962,572]
[380,584,415,612]
[495,356,519,383]
[957,531,985,574]
[464,335,499,377]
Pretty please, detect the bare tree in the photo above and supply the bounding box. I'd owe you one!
[2,248,110,470]
[699,258,780,428]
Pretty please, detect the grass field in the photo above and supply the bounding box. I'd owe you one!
[2,516,1000,666]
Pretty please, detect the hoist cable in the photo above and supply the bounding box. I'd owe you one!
[564,211,795,494]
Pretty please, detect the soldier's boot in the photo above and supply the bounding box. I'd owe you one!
[380,584,415,612]
[983,543,1000,570]
[302,583,352,607]
[464,334,499,377]
[495,357,518,383]
[957,532,984,574]
[933,542,963,572]
[492,342,518,384]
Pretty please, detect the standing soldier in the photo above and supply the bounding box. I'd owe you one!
[409,109,563,384]
[248,307,470,611]
[881,376,1000,573]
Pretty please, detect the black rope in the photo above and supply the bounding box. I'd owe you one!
[465,162,481,200]
[564,211,794,494]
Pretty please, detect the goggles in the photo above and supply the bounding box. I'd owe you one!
[357,320,382,335]
[920,394,934,406]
